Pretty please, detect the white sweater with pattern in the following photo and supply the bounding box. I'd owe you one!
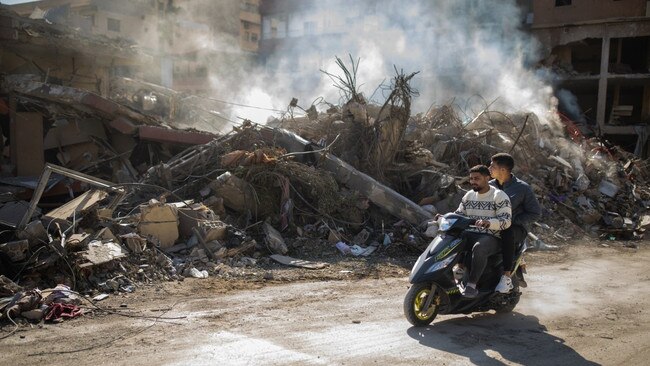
[454,186,512,238]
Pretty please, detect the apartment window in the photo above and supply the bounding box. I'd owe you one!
[304,21,316,35]
[243,31,259,42]
[555,0,571,6]
[107,18,121,32]
[83,14,95,26]
[242,20,252,30]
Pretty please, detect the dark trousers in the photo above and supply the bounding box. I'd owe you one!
[501,224,527,272]
[463,232,500,284]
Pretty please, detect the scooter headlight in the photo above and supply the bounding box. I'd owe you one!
[439,217,457,231]
[425,252,457,274]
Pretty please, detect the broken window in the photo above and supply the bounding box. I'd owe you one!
[609,37,650,74]
[555,0,572,6]
[107,17,121,32]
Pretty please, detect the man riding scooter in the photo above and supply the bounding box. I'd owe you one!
[488,153,542,294]
[450,165,512,298]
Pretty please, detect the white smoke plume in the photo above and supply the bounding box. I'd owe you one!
[178,0,556,125]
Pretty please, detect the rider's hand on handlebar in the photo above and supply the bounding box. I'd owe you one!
[475,219,490,229]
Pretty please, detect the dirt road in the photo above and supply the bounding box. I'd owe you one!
[2,243,649,365]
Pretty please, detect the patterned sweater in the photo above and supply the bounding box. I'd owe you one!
[454,186,512,238]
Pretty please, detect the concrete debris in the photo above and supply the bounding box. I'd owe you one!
[138,200,179,249]
[263,222,288,255]
[79,240,127,267]
[0,6,648,330]
[208,172,259,214]
[0,240,29,262]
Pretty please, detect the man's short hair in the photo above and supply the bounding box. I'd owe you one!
[469,165,490,176]
[491,153,514,171]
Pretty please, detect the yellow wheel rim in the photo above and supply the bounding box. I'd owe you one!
[413,288,437,320]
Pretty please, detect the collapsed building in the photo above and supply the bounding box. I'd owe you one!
[531,0,650,157]
[0,4,649,326]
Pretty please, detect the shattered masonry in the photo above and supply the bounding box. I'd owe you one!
[1,4,649,325]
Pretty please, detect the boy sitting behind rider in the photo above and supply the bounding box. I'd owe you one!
[488,153,542,293]
[452,165,512,298]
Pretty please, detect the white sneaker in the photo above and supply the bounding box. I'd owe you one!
[495,275,513,293]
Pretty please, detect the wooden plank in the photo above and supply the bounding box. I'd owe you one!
[43,189,108,222]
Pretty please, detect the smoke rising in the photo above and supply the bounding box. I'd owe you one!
[177,0,556,125]
[556,88,587,123]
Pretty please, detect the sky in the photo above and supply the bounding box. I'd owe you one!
[1,0,38,4]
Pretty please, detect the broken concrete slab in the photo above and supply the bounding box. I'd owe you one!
[177,204,216,239]
[4,78,156,126]
[138,201,179,249]
[208,172,258,214]
[199,221,228,242]
[78,240,126,268]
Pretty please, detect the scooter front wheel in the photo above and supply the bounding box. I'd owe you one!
[404,282,440,326]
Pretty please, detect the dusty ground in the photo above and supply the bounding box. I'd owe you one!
[1,239,649,365]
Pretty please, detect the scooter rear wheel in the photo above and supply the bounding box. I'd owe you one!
[404,282,440,326]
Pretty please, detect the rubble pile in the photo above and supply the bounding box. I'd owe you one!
[0,6,649,328]
[272,98,650,245]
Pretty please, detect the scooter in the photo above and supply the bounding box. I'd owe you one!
[403,213,528,326]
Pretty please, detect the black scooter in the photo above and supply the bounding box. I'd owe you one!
[403,213,527,326]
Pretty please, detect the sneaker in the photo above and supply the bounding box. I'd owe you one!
[456,281,465,292]
[461,285,479,298]
[495,275,513,293]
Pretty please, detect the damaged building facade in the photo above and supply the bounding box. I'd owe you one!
[10,0,261,95]
[532,0,650,157]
